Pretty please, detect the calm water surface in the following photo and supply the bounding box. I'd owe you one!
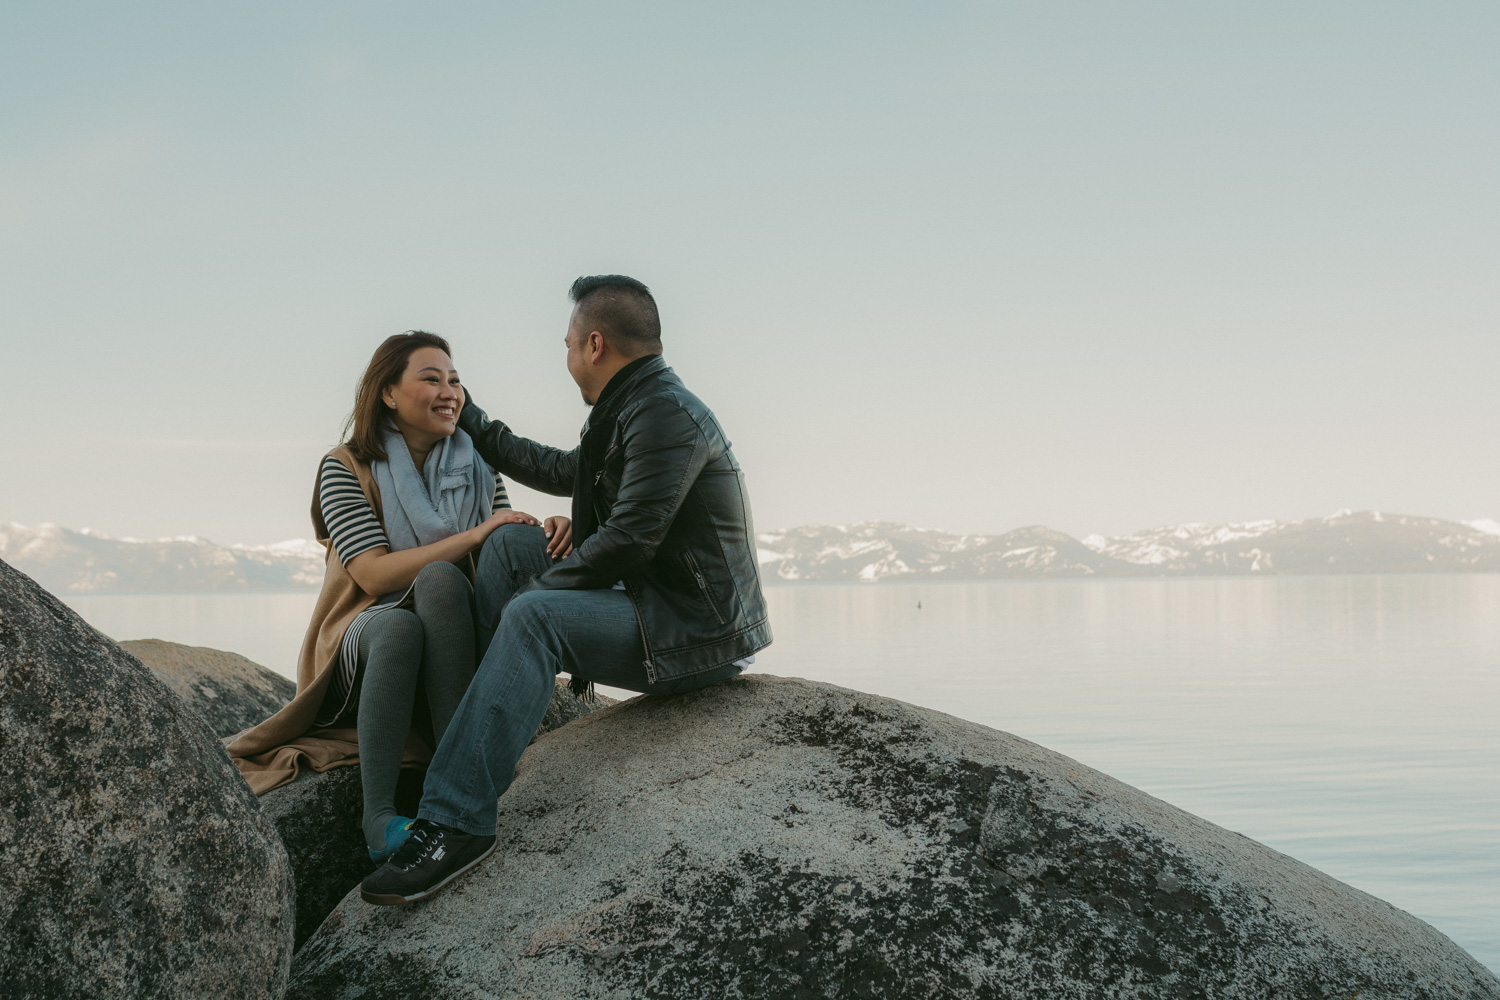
[66,575,1500,971]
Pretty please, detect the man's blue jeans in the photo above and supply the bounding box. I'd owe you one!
[417,523,741,835]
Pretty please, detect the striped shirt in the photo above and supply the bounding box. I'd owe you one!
[313,455,510,727]
[318,456,510,566]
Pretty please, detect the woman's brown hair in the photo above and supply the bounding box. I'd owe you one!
[342,330,454,463]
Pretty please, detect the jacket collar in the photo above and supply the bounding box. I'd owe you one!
[583,354,669,437]
[595,353,664,408]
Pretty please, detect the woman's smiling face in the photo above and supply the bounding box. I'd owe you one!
[381,346,464,441]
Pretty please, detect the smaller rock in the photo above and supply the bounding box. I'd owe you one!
[536,678,615,742]
[122,639,295,738]
[262,764,427,947]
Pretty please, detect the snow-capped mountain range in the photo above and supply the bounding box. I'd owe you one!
[0,523,326,594]
[755,511,1500,582]
[5,511,1499,593]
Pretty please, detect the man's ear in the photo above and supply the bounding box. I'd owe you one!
[588,330,606,364]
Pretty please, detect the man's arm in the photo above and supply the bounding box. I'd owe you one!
[458,391,578,497]
[522,395,708,591]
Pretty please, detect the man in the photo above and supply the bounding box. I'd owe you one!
[361,274,772,905]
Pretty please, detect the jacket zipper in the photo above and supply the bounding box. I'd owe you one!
[683,551,727,626]
[623,582,655,684]
[590,438,622,515]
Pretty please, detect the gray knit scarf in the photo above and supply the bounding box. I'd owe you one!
[370,422,491,560]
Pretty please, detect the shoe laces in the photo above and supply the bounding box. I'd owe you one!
[391,821,445,870]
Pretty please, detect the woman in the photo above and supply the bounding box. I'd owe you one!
[227,331,571,862]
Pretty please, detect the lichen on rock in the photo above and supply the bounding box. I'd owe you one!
[286,674,1499,1000]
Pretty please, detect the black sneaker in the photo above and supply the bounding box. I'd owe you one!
[359,818,497,906]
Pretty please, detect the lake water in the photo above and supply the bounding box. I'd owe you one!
[64,575,1500,972]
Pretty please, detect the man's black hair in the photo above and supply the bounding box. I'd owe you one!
[568,274,662,354]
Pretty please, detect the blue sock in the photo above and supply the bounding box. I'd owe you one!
[368,815,415,863]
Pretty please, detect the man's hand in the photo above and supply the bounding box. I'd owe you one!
[457,382,484,436]
[543,516,574,559]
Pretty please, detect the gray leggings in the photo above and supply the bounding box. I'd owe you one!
[353,560,476,851]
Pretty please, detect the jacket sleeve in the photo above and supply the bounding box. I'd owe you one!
[458,396,577,497]
[523,394,708,591]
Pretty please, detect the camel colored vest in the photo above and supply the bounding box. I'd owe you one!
[225,445,431,795]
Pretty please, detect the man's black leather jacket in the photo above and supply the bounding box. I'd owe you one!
[458,355,772,684]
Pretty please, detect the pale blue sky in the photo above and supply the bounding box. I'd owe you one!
[3,3,1496,544]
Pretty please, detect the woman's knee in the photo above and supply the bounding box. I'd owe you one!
[413,562,474,634]
[415,559,469,598]
[364,608,424,656]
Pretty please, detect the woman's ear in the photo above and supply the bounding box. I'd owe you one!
[381,385,396,409]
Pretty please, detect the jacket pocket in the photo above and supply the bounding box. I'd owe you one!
[681,550,727,626]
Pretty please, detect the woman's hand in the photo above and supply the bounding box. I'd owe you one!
[347,510,541,599]
[473,509,540,543]
[543,515,574,559]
